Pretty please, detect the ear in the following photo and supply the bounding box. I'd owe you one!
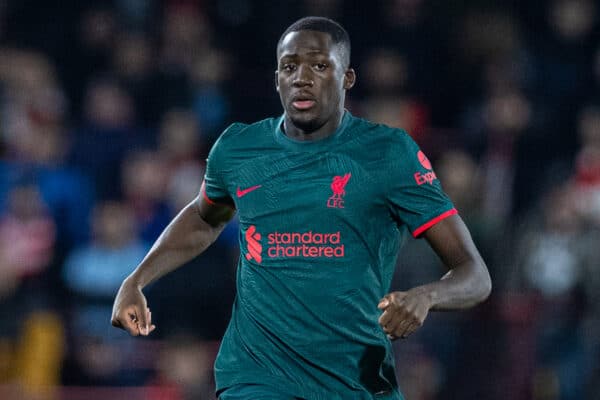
[275,70,280,92]
[343,68,356,90]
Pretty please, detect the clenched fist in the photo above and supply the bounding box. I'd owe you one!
[378,289,433,340]
[111,279,156,336]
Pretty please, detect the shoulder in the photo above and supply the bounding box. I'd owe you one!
[209,117,277,158]
[217,117,279,143]
[348,114,417,153]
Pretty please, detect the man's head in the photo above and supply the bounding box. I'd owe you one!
[276,17,355,134]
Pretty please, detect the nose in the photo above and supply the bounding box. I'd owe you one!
[292,64,314,87]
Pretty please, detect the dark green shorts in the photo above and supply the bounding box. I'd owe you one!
[218,383,301,400]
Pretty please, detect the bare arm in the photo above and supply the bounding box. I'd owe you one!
[111,194,235,336]
[378,214,491,339]
[127,195,235,288]
[419,214,491,309]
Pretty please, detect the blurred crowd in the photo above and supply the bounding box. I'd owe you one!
[0,0,599,399]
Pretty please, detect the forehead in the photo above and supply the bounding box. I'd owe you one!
[278,30,338,59]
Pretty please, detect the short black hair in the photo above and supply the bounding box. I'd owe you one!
[277,16,351,68]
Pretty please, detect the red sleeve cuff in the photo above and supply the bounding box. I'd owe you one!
[412,208,457,238]
[200,181,235,209]
[200,181,217,205]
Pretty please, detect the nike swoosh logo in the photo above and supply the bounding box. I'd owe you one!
[236,185,262,198]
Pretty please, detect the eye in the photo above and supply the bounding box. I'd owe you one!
[314,63,328,71]
[281,64,296,72]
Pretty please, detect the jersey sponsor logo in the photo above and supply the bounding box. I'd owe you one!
[417,150,432,169]
[245,225,262,263]
[236,184,262,198]
[414,171,437,185]
[243,226,345,263]
[327,173,351,208]
[414,150,438,185]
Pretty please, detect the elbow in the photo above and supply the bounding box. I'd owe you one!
[474,267,492,304]
[480,275,492,302]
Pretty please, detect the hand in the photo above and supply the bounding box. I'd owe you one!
[377,289,432,340]
[111,279,156,336]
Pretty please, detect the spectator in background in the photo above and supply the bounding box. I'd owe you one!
[569,104,600,395]
[62,201,148,301]
[190,47,232,138]
[572,104,600,223]
[359,48,431,149]
[370,0,445,110]
[534,0,597,105]
[590,44,600,101]
[0,182,63,398]
[150,334,217,400]
[0,183,55,290]
[460,52,540,220]
[504,184,596,400]
[142,3,210,124]
[112,31,156,127]
[62,200,149,387]
[158,109,205,168]
[0,49,93,249]
[435,149,500,267]
[68,77,151,199]
[480,86,534,219]
[121,150,172,243]
[62,6,118,117]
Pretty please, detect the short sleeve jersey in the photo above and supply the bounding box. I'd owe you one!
[203,112,456,400]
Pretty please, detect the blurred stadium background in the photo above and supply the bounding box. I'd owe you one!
[0,0,599,399]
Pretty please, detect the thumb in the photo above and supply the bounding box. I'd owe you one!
[378,297,390,310]
[378,291,408,309]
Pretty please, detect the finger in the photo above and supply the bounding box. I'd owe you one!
[400,322,416,339]
[401,320,422,339]
[387,333,398,341]
[388,291,407,303]
[377,298,390,310]
[130,308,144,336]
[384,318,403,336]
[394,318,413,338]
[117,307,141,336]
[149,311,156,333]
[140,309,155,336]
[379,291,409,309]
[378,309,393,327]
[121,306,141,336]
[135,305,150,335]
[378,292,396,308]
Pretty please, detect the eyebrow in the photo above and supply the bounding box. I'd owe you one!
[279,50,328,59]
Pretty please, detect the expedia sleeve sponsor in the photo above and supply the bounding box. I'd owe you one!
[385,130,455,236]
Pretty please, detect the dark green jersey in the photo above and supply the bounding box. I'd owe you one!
[203,112,456,399]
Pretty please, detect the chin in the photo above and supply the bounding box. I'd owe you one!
[287,111,321,132]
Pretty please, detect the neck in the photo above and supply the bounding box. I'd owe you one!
[283,108,345,141]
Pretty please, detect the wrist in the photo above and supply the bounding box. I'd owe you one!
[411,285,437,309]
[124,274,144,290]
